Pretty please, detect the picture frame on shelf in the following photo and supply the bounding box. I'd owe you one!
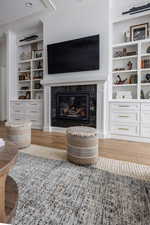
[130,23,149,41]
[116,91,132,100]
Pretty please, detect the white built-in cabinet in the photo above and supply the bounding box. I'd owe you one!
[10,24,44,130]
[109,1,150,142]
[110,102,150,139]
[10,100,43,129]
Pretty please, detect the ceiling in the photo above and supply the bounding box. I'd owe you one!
[0,0,50,26]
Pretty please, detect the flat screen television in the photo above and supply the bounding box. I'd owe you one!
[47,34,99,74]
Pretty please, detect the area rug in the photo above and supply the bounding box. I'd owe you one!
[22,144,150,181]
[11,152,150,225]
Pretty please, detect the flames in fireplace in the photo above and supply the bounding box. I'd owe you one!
[56,93,89,121]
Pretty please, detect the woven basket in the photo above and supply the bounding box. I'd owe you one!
[5,121,32,149]
[67,126,98,165]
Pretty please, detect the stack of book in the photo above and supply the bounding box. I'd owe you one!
[0,138,5,148]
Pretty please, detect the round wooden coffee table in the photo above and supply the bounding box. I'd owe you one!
[0,142,18,224]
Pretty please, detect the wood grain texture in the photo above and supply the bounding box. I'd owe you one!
[1,125,150,166]
[0,142,18,224]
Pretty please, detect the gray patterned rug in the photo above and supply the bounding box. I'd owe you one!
[11,153,150,225]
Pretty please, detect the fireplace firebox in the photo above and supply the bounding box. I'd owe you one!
[51,85,97,128]
[56,93,90,121]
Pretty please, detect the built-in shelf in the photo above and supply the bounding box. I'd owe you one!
[141,83,150,86]
[111,39,150,101]
[32,57,43,62]
[141,53,150,57]
[18,80,31,82]
[32,79,43,81]
[113,55,137,60]
[17,90,31,92]
[32,89,43,91]
[18,39,43,47]
[18,70,30,73]
[113,84,137,87]
[141,68,150,72]
[32,69,43,72]
[112,41,138,48]
[113,10,150,24]
[19,57,43,64]
[112,70,137,74]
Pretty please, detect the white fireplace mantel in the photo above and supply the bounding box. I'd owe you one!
[42,74,107,138]
[41,74,106,86]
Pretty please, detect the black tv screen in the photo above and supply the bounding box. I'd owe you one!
[47,35,99,74]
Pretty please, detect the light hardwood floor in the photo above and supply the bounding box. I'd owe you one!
[1,125,150,166]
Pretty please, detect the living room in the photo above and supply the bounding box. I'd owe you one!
[0,0,150,224]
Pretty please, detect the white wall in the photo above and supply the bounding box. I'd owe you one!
[43,0,109,81]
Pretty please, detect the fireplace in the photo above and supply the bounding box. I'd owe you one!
[51,85,97,128]
[56,92,90,121]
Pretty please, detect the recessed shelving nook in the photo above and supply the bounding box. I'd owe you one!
[109,0,150,142]
[10,22,44,130]
[17,38,44,100]
[110,0,150,101]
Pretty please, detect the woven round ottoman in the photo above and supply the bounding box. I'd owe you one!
[66,126,98,165]
[5,121,32,149]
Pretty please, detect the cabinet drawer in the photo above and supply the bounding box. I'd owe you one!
[27,102,42,111]
[111,103,140,112]
[141,125,150,138]
[27,114,42,123]
[110,123,139,136]
[13,114,26,122]
[12,103,25,113]
[111,112,139,123]
[26,108,42,115]
[141,103,150,111]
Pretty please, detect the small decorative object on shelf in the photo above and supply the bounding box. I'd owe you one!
[19,72,30,81]
[114,49,137,58]
[122,3,150,16]
[21,86,30,90]
[130,23,149,41]
[147,46,150,53]
[114,75,127,85]
[37,61,43,69]
[146,90,150,99]
[35,93,43,99]
[124,31,130,43]
[141,90,145,99]
[32,49,43,59]
[129,74,137,84]
[20,52,31,60]
[141,59,150,68]
[127,61,133,70]
[114,68,125,71]
[19,95,26,99]
[116,91,132,99]
[26,91,31,99]
[19,35,39,42]
[146,74,150,82]
[123,48,127,56]
[34,83,42,90]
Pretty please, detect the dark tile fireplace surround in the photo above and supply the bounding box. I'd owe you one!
[51,85,97,128]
